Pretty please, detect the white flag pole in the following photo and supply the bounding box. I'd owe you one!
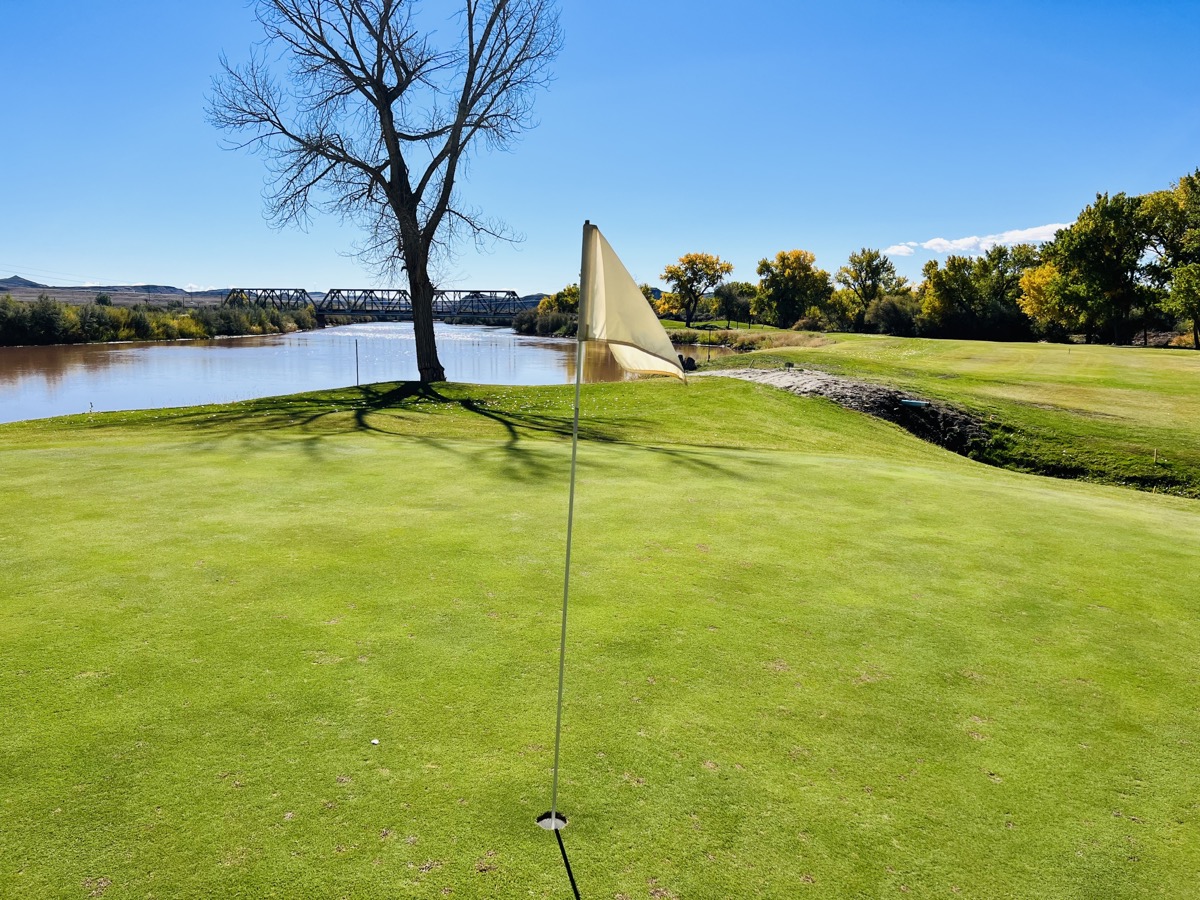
[541,221,591,842]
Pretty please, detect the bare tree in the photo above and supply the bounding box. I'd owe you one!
[208,0,562,381]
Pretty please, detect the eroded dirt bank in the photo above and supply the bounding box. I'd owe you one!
[708,368,989,456]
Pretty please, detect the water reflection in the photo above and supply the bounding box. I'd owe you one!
[0,322,732,423]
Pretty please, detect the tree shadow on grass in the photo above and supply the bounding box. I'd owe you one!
[164,381,752,482]
[169,382,598,436]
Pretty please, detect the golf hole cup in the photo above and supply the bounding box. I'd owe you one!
[536,811,568,831]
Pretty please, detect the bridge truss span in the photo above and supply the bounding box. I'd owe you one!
[224,287,528,322]
[321,288,412,315]
[434,289,524,318]
[223,288,313,310]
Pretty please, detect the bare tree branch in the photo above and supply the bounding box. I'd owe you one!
[207,0,561,381]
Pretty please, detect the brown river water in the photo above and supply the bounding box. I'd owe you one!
[0,322,732,424]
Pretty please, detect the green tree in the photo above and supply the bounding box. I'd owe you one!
[918,256,979,336]
[976,244,1039,338]
[754,250,833,328]
[1144,170,1200,346]
[661,252,734,327]
[835,248,900,331]
[0,294,31,345]
[1166,263,1200,349]
[1141,190,1188,289]
[713,280,756,328]
[919,245,1038,340]
[865,293,921,336]
[1042,193,1151,344]
[809,289,851,331]
[1143,171,1200,275]
[127,307,154,341]
[28,294,81,344]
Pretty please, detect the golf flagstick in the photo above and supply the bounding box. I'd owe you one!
[536,221,590,899]
[539,222,684,897]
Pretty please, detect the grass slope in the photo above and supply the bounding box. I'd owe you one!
[705,334,1200,497]
[2,379,1198,898]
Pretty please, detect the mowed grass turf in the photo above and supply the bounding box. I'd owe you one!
[700,333,1200,501]
[705,334,1200,497]
[1,378,1198,898]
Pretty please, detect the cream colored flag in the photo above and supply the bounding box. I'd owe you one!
[579,222,686,381]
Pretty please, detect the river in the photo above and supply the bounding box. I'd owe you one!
[0,322,732,424]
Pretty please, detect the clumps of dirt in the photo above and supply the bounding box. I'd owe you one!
[712,368,989,457]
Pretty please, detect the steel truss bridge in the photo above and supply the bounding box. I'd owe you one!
[223,288,528,323]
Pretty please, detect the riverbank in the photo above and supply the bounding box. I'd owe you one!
[3,378,1198,895]
[0,293,316,346]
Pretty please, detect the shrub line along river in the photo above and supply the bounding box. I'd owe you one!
[0,322,731,424]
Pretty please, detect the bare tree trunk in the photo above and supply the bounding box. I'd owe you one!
[409,269,445,382]
[1193,320,1198,350]
[210,2,562,390]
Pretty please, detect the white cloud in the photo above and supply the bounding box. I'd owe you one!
[916,223,1072,255]
[922,236,981,253]
[885,223,1072,259]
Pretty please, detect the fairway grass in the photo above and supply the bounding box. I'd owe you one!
[2,379,1198,898]
[705,334,1200,497]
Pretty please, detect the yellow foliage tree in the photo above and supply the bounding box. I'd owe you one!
[537,283,579,315]
[1018,262,1076,336]
[662,252,733,327]
[654,292,682,319]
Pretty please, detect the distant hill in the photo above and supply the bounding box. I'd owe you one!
[87,284,188,295]
[1,277,229,299]
[0,276,46,289]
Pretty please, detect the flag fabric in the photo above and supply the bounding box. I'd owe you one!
[579,223,686,382]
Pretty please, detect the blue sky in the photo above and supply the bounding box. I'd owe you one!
[2,1,1198,296]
